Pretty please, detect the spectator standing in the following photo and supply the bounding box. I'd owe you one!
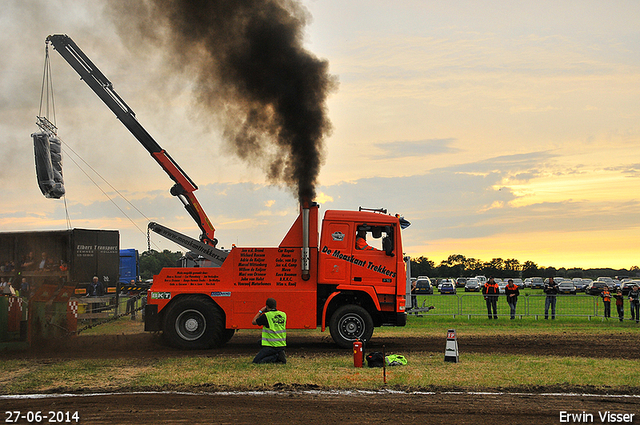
[19,278,30,300]
[410,279,417,309]
[482,277,499,319]
[87,276,105,315]
[505,279,520,320]
[87,276,104,297]
[2,280,16,296]
[613,289,624,322]
[544,277,559,320]
[125,280,138,320]
[601,286,611,318]
[629,284,640,324]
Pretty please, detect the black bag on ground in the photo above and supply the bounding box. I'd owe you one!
[366,351,384,368]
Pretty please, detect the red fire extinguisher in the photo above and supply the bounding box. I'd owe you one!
[353,339,363,368]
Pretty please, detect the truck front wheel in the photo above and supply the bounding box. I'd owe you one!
[163,296,224,349]
[329,305,374,348]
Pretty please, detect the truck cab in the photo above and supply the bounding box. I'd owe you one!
[317,210,407,346]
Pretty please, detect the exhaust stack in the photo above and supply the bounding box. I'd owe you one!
[301,201,311,281]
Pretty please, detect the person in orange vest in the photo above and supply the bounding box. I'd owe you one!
[601,286,611,319]
[482,277,499,319]
[504,279,520,320]
[355,229,377,251]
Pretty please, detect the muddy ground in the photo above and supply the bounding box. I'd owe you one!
[2,331,639,424]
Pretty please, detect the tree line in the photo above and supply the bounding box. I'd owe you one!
[138,249,640,281]
[140,249,183,280]
[410,254,640,280]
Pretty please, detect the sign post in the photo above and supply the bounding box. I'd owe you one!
[444,329,459,363]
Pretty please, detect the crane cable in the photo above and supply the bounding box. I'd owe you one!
[38,43,56,132]
[37,43,72,229]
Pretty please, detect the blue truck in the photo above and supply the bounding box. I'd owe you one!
[118,249,139,285]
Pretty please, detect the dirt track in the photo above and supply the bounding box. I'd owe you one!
[4,391,639,425]
[12,328,640,360]
[3,331,639,424]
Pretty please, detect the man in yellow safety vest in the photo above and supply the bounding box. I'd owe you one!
[252,297,287,364]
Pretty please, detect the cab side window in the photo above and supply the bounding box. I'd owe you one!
[355,225,394,256]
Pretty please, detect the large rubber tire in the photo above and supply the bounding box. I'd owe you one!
[162,296,224,349]
[220,328,236,345]
[329,304,374,349]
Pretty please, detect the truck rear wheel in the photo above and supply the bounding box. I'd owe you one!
[162,296,224,349]
[221,328,236,344]
[329,305,374,349]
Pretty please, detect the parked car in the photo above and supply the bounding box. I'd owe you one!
[620,280,640,295]
[586,281,609,295]
[597,277,616,289]
[575,278,592,292]
[464,278,480,292]
[414,278,433,295]
[439,281,456,295]
[497,280,507,294]
[512,278,524,288]
[558,281,577,294]
[530,277,544,289]
[455,277,467,288]
[438,278,456,292]
[475,276,487,286]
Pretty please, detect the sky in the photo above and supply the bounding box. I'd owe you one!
[1,0,639,270]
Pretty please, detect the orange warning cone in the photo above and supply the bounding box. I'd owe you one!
[444,329,459,363]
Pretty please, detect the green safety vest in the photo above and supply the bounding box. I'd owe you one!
[262,310,287,347]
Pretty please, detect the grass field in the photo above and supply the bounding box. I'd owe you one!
[1,315,638,395]
[3,353,633,395]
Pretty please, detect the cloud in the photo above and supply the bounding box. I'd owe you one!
[371,138,460,159]
[605,164,640,178]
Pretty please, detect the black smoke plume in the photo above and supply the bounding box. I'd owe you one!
[108,0,337,203]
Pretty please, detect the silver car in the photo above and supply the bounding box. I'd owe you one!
[558,281,576,295]
[464,278,480,292]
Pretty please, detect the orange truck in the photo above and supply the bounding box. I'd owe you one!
[46,34,410,349]
[145,204,409,348]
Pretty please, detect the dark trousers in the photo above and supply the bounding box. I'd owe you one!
[126,297,137,319]
[507,300,517,319]
[545,296,557,319]
[253,346,286,364]
[603,301,611,318]
[616,304,624,322]
[631,302,640,323]
[485,296,498,319]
